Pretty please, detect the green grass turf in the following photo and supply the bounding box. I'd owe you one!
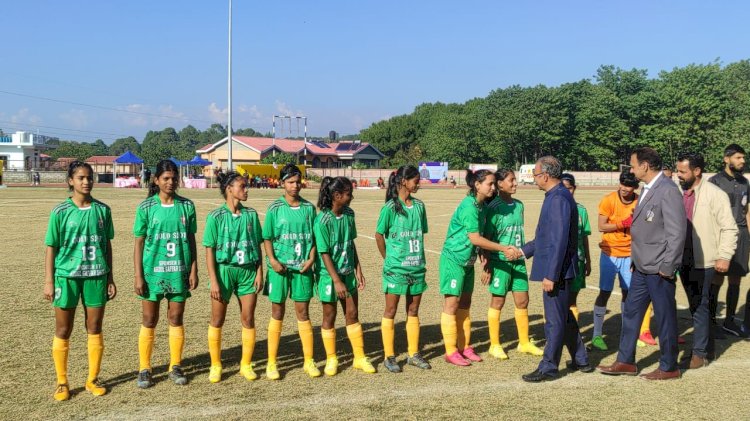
[1,185,749,420]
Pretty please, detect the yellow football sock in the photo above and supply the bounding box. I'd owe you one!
[455,309,467,350]
[297,320,314,360]
[570,305,579,322]
[208,325,222,367]
[241,327,256,366]
[87,333,104,382]
[267,318,282,363]
[406,316,420,356]
[138,326,155,371]
[488,308,501,346]
[641,304,653,335]
[441,312,458,355]
[52,337,69,385]
[169,325,185,370]
[321,328,337,358]
[515,308,530,345]
[381,317,395,357]
[346,323,365,360]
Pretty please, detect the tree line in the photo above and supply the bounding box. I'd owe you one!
[360,60,750,171]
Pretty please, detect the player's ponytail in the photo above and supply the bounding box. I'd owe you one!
[386,165,420,215]
[466,169,493,197]
[318,176,353,210]
[218,171,245,198]
[148,159,179,197]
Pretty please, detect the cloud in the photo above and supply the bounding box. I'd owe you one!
[275,100,304,117]
[120,104,188,127]
[208,102,227,123]
[9,107,43,125]
[59,109,90,129]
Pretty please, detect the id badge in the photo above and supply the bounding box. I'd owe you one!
[646,209,655,222]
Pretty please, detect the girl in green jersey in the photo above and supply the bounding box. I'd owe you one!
[262,163,319,379]
[482,169,544,360]
[45,161,116,401]
[561,173,591,323]
[439,169,514,366]
[205,171,264,383]
[315,176,375,375]
[375,165,431,373]
[134,159,199,388]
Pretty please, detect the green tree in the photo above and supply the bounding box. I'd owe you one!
[259,152,297,165]
[109,136,141,156]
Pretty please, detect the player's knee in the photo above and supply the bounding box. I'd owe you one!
[516,298,529,309]
[383,307,397,318]
[141,314,158,328]
[55,326,73,339]
[345,308,359,324]
[86,320,103,334]
[295,309,310,322]
[167,313,184,326]
[210,315,226,328]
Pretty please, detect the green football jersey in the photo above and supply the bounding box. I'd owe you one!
[483,197,525,262]
[133,195,197,291]
[442,195,486,267]
[375,198,429,276]
[314,207,357,280]
[262,196,316,271]
[576,202,591,260]
[203,204,263,267]
[45,198,114,278]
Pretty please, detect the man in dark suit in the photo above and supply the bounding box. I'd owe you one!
[516,156,590,382]
[598,147,686,380]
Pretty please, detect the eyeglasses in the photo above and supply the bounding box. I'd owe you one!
[532,171,546,178]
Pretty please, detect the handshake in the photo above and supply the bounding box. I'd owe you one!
[503,246,523,260]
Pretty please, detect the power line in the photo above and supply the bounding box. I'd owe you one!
[0,122,120,142]
[0,119,131,138]
[0,89,216,125]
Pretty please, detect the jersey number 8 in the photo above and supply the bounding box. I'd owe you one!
[236,250,245,265]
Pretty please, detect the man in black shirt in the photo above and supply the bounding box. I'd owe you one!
[708,144,750,337]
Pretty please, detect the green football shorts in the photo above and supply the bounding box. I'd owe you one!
[264,268,314,303]
[439,255,475,296]
[53,275,108,309]
[316,273,358,303]
[214,264,259,302]
[488,260,529,296]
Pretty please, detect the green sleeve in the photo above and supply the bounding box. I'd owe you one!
[187,204,197,234]
[202,213,217,248]
[351,213,358,240]
[375,205,391,236]
[314,216,331,254]
[421,204,429,234]
[253,213,263,258]
[44,211,59,247]
[262,207,276,240]
[581,207,592,236]
[460,202,480,233]
[482,208,495,238]
[105,208,115,240]
[133,204,147,237]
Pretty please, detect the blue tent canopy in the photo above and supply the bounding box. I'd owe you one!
[187,155,212,166]
[114,150,143,164]
[168,157,187,166]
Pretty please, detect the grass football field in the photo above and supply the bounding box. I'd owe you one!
[1,185,749,420]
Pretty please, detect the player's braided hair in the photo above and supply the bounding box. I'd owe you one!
[386,165,420,216]
[217,171,246,198]
[318,176,353,210]
[148,159,180,197]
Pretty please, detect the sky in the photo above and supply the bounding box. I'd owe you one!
[1,0,749,143]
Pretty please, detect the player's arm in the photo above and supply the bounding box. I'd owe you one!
[583,236,592,276]
[598,214,620,232]
[300,235,316,273]
[188,233,199,290]
[375,233,386,259]
[264,239,286,273]
[353,242,365,290]
[44,246,57,301]
[206,247,223,302]
[134,236,146,295]
[106,240,116,300]
[254,257,264,292]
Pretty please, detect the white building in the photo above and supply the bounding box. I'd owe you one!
[0,131,59,170]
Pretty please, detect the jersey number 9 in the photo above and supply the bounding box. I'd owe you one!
[166,242,176,257]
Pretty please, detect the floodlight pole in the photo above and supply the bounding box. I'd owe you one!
[272,115,307,164]
[227,0,233,170]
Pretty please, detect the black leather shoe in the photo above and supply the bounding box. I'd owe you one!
[566,360,595,373]
[522,369,558,383]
